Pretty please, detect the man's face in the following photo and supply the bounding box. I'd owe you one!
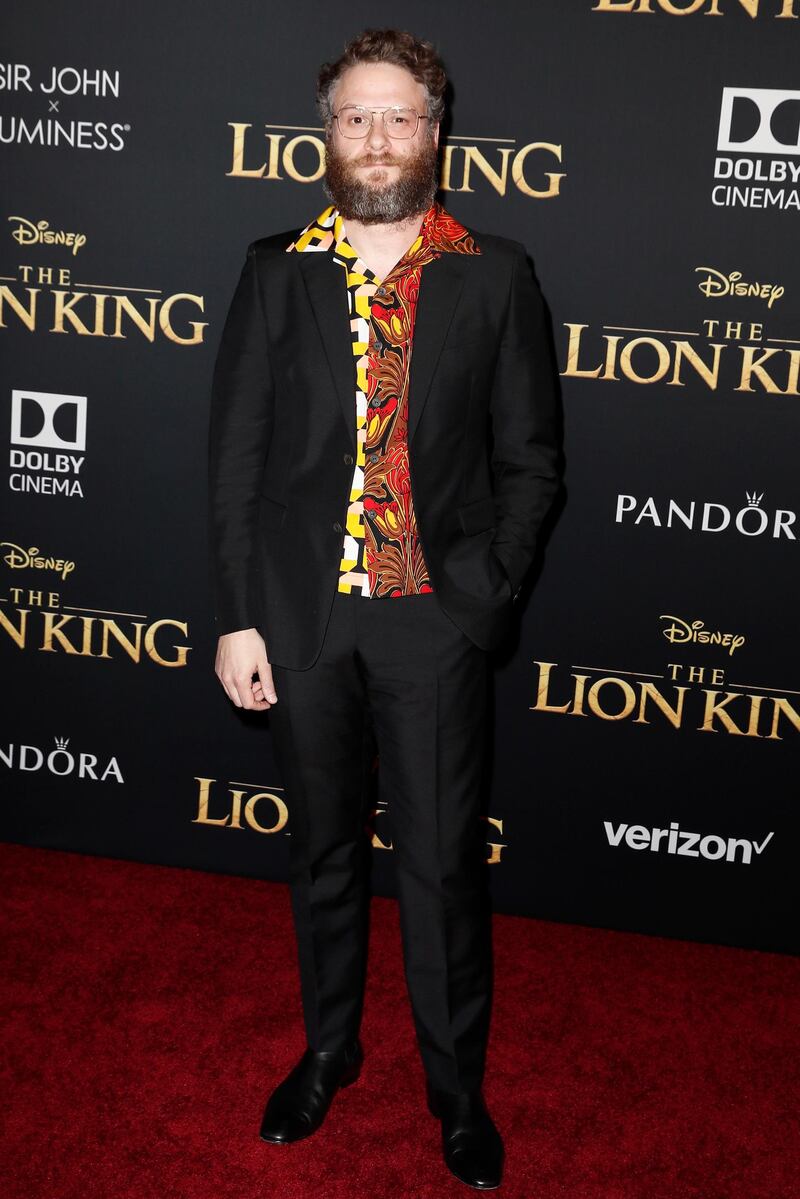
[323,61,440,224]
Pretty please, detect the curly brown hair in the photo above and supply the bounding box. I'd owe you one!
[316,28,447,128]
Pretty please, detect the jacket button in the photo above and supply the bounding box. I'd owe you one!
[343,453,353,465]
[333,521,343,533]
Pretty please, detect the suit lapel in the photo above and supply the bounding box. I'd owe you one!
[297,243,468,450]
[298,251,357,451]
[407,252,467,444]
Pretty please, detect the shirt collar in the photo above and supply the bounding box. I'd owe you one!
[285,200,479,260]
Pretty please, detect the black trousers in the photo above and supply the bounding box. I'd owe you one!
[268,587,494,1093]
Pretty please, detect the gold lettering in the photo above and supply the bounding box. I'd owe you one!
[52,290,91,335]
[699,690,746,734]
[144,619,190,668]
[593,0,774,14]
[785,349,800,395]
[591,0,643,12]
[247,796,291,834]
[227,122,265,178]
[571,674,590,717]
[370,805,393,850]
[245,791,288,833]
[41,611,81,654]
[659,0,706,13]
[0,284,38,330]
[91,293,111,337]
[766,697,800,739]
[458,145,513,196]
[193,777,231,827]
[634,682,688,727]
[531,661,572,712]
[0,605,27,647]
[619,336,671,384]
[561,324,604,379]
[228,790,245,829]
[485,817,506,865]
[599,336,623,380]
[282,134,325,184]
[264,133,284,180]
[736,345,789,394]
[98,620,146,662]
[511,142,565,198]
[159,293,208,346]
[745,694,765,737]
[587,677,637,721]
[440,143,457,192]
[112,294,159,341]
[668,340,724,389]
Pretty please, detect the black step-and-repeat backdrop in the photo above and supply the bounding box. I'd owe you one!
[2,2,797,954]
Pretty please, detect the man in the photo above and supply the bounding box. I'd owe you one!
[208,27,560,1192]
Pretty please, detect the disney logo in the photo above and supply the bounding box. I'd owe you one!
[660,615,745,657]
[9,216,86,255]
[695,266,783,309]
[1,541,75,580]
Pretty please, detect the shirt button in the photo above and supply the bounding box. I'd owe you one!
[370,398,381,408]
[369,453,379,463]
[343,453,353,465]
[375,286,387,297]
[333,522,343,533]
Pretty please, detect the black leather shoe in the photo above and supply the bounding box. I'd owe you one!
[259,1039,363,1143]
[427,1081,504,1189]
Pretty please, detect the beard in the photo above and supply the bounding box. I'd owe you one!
[322,131,440,224]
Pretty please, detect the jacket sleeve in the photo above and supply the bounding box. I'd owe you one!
[207,243,274,635]
[488,241,561,599]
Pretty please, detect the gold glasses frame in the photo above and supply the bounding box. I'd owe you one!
[332,104,430,140]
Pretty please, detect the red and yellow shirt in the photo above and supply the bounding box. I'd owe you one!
[287,201,481,597]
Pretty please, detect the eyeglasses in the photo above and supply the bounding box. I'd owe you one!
[332,105,429,140]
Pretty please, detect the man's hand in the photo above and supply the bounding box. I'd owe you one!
[214,627,277,710]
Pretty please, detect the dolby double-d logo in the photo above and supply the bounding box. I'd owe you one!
[717,87,800,156]
[9,389,88,497]
[11,389,87,451]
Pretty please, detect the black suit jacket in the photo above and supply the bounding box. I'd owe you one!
[207,220,560,669]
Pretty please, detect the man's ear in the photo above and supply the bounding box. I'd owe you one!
[432,121,440,149]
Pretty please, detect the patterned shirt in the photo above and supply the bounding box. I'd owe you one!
[287,200,481,597]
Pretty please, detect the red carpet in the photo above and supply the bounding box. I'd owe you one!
[1,842,798,1199]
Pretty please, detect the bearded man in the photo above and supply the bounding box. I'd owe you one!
[207,26,560,1191]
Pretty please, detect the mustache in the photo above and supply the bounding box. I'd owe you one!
[355,155,399,166]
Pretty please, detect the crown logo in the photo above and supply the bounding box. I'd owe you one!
[54,736,70,749]
[746,491,764,507]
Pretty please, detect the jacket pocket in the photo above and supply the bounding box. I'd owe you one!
[457,496,496,536]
